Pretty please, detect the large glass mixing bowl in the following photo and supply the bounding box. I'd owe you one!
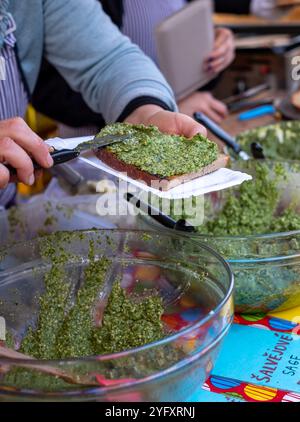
[0,229,233,401]
[139,161,300,314]
[237,121,300,161]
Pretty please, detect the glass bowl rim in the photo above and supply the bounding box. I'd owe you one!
[193,228,300,242]
[199,158,300,242]
[140,214,300,263]
[0,322,232,399]
[0,228,234,365]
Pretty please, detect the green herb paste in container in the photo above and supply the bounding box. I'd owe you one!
[140,160,300,314]
[0,229,233,401]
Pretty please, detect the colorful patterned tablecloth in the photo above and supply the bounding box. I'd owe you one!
[190,307,300,402]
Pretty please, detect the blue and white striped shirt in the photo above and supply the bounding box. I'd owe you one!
[59,0,186,139]
[0,13,28,120]
[122,0,186,63]
[0,12,27,207]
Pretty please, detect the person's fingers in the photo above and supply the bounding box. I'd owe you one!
[213,29,228,50]
[0,137,35,185]
[147,111,207,138]
[209,98,228,118]
[0,118,53,168]
[0,163,10,189]
[213,28,233,51]
[206,28,234,67]
[201,107,223,124]
[208,55,232,74]
[208,43,229,62]
[214,44,235,62]
[205,53,234,74]
[205,62,222,76]
[193,94,228,123]
[173,113,207,138]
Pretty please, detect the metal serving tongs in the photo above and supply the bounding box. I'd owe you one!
[5,134,133,176]
[194,112,265,160]
[125,193,196,233]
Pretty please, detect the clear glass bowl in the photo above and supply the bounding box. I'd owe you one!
[0,195,115,247]
[236,121,300,161]
[0,229,233,401]
[139,161,300,314]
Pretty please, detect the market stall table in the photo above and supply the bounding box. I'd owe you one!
[192,306,300,402]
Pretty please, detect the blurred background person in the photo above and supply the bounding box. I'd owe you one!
[32,0,236,137]
[0,0,206,200]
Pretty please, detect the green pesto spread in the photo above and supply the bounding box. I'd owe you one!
[201,162,300,236]
[172,162,300,313]
[92,282,164,355]
[7,206,26,239]
[18,234,164,360]
[97,123,219,177]
[237,121,300,161]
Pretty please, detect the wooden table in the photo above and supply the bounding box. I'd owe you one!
[213,11,300,35]
[221,113,276,137]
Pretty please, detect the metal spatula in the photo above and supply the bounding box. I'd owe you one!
[5,134,132,176]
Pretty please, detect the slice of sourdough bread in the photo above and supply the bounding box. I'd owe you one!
[96,148,229,191]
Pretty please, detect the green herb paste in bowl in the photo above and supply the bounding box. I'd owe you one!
[0,229,233,401]
[237,121,300,161]
[140,161,300,314]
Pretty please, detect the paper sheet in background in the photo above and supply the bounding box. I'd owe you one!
[46,136,252,200]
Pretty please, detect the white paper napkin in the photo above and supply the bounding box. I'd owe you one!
[46,136,252,200]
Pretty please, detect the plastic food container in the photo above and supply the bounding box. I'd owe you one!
[139,161,300,314]
[0,229,233,401]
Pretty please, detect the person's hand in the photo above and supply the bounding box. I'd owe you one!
[0,118,54,189]
[204,28,235,76]
[250,0,290,20]
[178,92,228,124]
[125,105,207,138]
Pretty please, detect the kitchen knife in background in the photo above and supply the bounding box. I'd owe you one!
[222,83,270,107]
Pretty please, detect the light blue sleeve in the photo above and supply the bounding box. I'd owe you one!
[42,0,177,123]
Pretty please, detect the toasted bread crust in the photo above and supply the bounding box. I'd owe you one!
[96,148,229,191]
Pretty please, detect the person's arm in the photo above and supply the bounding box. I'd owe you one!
[99,0,123,27]
[43,0,177,123]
